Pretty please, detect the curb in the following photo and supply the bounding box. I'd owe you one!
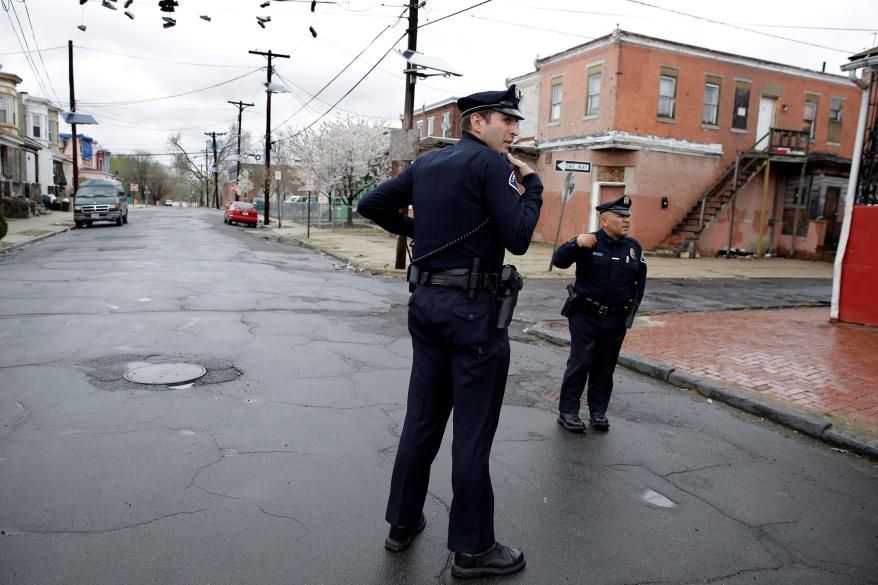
[1,225,72,254]
[528,320,878,461]
[256,228,355,267]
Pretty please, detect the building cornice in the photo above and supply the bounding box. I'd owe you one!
[536,131,723,158]
[536,30,856,87]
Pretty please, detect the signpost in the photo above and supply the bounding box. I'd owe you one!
[554,160,592,173]
[549,173,578,271]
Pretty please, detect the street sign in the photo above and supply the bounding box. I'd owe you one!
[129,183,138,192]
[274,170,282,181]
[555,160,592,173]
[562,172,576,203]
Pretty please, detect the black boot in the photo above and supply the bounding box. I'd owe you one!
[384,513,426,552]
[452,541,525,579]
[590,412,610,430]
[557,412,587,433]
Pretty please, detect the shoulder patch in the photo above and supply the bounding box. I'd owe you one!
[508,171,520,193]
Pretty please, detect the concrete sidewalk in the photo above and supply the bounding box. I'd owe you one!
[0,209,76,253]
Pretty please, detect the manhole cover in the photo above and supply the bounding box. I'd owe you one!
[124,363,207,385]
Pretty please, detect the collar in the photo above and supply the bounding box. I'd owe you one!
[597,229,622,244]
[461,132,488,148]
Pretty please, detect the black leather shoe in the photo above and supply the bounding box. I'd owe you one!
[590,412,610,430]
[384,513,426,552]
[452,541,525,579]
[557,412,587,433]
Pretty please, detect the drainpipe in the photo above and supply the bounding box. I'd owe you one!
[830,70,871,321]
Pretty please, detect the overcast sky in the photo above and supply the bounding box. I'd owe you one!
[1,0,875,162]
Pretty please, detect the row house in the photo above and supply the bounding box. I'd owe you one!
[0,70,74,204]
[509,29,862,259]
[60,132,112,183]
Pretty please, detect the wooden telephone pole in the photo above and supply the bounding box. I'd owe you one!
[249,49,290,226]
[394,0,420,269]
[228,100,254,201]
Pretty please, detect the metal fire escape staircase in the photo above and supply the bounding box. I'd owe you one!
[656,129,810,257]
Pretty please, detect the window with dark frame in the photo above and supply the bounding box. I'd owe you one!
[703,83,720,125]
[658,75,677,119]
[732,83,751,129]
[550,80,562,122]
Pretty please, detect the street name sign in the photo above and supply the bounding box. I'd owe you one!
[555,160,592,173]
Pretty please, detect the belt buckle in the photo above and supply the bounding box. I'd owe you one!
[598,305,608,316]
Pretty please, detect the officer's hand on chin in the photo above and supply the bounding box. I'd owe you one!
[505,153,534,178]
[576,233,597,248]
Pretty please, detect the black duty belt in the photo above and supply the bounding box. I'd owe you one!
[580,297,630,316]
[417,268,499,292]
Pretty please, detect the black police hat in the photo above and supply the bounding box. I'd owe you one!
[596,195,631,216]
[457,85,524,120]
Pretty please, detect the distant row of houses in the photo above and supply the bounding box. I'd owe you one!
[413,29,869,261]
[0,67,112,205]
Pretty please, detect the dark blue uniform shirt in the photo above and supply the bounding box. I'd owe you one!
[357,133,543,272]
[552,230,647,309]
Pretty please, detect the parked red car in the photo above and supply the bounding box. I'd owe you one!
[224,201,259,227]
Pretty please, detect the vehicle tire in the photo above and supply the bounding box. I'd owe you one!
[116,217,123,226]
[85,221,92,227]
[75,221,83,229]
[123,214,128,224]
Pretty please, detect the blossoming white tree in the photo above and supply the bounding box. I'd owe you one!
[288,116,390,227]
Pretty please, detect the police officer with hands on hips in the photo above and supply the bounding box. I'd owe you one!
[357,85,542,579]
[553,195,646,433]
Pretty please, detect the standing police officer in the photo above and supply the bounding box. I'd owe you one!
[357,85,542,579]
[553,196,646,433]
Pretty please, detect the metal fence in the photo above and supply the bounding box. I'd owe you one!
[270,201,373,229]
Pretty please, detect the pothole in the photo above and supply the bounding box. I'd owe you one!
[124,363,207,385]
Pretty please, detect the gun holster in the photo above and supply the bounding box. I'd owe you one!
[407,263,420,293]
[495,265,523,330]
[561,284,579,318]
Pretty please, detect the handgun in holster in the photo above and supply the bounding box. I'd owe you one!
[495,265,523,330]
[407,263,420,293]
[560,284,579,318]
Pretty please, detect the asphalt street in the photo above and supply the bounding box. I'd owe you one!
[1,206,875,585]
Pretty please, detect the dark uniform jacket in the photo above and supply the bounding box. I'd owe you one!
[357,133,543,272]
[552,230,647,320]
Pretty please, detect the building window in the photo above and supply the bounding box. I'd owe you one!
[732,83,750,129]
[827,97,843,143]
[441,112,450,137]
[416,120,424,137]
[702,82,720,125]
[32,113,42,138]
[49,120,57,143]
[0,96,8,124]
[549,80,562,123]
[586,72,601,116]
[427,116,434,137]
[657,75,677,119]
[803,97,818,141]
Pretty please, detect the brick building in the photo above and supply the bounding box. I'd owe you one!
[509,29,861,258]
[412,96,460,140]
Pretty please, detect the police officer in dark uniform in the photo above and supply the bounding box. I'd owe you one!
[553,195,646,433]
[357,85,542,579]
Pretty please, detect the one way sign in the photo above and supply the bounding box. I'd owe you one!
[554,160,592,173]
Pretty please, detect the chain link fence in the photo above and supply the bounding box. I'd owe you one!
[269,200,373,230]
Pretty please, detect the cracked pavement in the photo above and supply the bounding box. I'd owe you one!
[0,207,876,585]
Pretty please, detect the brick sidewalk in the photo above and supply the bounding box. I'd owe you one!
[622,307,878,440]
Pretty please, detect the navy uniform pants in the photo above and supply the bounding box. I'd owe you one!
[558,311,627,416]
[386,285,509,554]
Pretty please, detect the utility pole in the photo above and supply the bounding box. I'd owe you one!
[205,131,226,209]
[249,49,290,226]
[228,100,254,201]
[203,145,209,207]
[68,40,79,204]
[394,0,419,269]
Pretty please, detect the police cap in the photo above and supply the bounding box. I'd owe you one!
[457,85,524,120]
[596,195,631,216]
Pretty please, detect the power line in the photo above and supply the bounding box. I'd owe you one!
[20,0,61,104]
[417,0,493,29]
[78,68,263,106]
[625,0,856,54]
[76,46,255,69]
[2,0,56,105]
[470,14,598,40]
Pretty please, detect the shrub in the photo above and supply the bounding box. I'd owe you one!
[0,197,30,219]
[0,209,7,241]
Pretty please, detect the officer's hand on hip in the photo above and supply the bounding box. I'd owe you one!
[576,233,597,248]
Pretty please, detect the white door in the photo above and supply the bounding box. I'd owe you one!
[755,96,776,150]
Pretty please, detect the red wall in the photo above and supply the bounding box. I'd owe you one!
[839,206,878,326]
